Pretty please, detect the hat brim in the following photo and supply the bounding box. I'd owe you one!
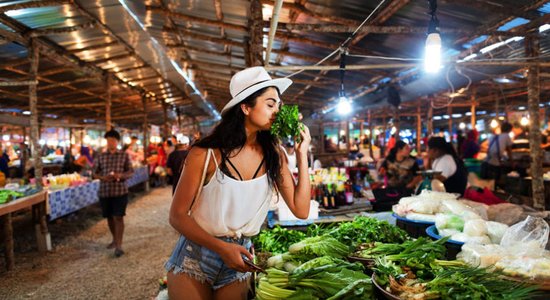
[221,78,292,115]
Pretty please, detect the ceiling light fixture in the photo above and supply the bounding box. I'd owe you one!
[337,48,352,115]
[425,0,441,73]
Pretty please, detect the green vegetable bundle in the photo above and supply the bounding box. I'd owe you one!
[328,216,410,248]
[0,190,24,204]
[257,256,374,300]
[253,225,306,254]
[271,105,303,142]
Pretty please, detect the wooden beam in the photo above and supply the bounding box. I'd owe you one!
[273,22,529,37]
[147,6,247,32]
[29,21,97,37]
[260,0,359,27]
[37,77,93,91]
[0,80,38,86]
[526,36,544,210]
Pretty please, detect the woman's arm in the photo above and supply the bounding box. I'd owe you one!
[277,126,312,219]
[169,147,253,272]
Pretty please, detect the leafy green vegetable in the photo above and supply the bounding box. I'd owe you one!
[271,104,303,142]
[427,266,538,300]
[253,225,306,254]
[328,216,410,248]
[327,279,373,300]
[288,236,350,259]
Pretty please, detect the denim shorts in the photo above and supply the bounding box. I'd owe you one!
[164,235,252,290]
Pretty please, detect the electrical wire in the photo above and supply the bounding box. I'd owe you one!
[285,0,388,78]
[347,54,424,61]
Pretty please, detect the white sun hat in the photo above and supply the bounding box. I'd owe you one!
[221,66,292,115]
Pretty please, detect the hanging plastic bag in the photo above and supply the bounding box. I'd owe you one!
[500,216,550,257]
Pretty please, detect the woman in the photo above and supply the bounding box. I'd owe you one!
[461,129,480,159]
[165,66,311,300]
[379,140,421,191]
[427,137,468,195]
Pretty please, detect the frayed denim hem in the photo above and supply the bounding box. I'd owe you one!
[212,272,252,290]
[164,260,211,286]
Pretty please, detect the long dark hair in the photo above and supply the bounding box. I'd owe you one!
[428,137,460,161]
[386,140,407,162]
[194,87,281,187]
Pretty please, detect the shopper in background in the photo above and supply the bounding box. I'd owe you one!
[165,66,311,300]
[427,136,468,195]
[93,129,133,258]
[0,143,9,177]
[483,122,514,186]
[166,136,190,194]
[379,140,422,191]
[461,129,480,159]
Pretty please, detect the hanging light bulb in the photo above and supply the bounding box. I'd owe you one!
[490,119,499,129]
[337,95,351,115]
[520,116,529,126]
[425,0,441,73]
[337,49,352,116]
[459,122,466,130]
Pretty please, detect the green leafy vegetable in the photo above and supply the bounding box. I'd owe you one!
[288,236,350,259]
[253,225,306,254]
[271,105,303,142]
[328,216,410,248]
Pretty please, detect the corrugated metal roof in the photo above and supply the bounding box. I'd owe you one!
[0,0,548,129]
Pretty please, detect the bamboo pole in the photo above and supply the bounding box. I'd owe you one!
[0,80,38,86]
[142,95,149,157]
[447,106,453,135]
[28,39,42,190]
[1,213,14,270]
[526,36,545,210]
[264,0,283,66]
[105,76,112,131]
[345,120,350,153]
[246,0,264,66]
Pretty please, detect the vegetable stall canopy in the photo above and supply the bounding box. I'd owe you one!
[0,0,549,129]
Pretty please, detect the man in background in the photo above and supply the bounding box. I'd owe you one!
[166,136,189,194]
[93,129,133,257]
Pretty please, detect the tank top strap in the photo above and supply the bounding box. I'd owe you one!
[210,148,219,168]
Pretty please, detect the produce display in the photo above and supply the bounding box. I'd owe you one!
[44,172,88,190]
[253,215,543,299]
[270,104,303,142]
[0,189,24,204]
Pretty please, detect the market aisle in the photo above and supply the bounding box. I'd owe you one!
[0,186,178,299]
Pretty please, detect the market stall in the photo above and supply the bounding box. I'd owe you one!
[0,190,49,271]
[47,179,100,221]
[126,165,149,188]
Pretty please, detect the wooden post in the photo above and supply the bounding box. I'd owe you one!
[28,39,42,189]
[526,36,545,210]
[105,76,111,131]
[470,102,476,130]
[245,0,264,67]
[319,120,325,154]
[142,95,150,192]
[393,108,400,137]
[382,115,387,157]
[162,102,169,137]
[360,119,364,149]
[416,100,422,152]
[427,98,434,136]
[345,119,350,152]
[28,39,50,253]
[368,110,374,159]
[447,106,453,135]
[1,213,14,270]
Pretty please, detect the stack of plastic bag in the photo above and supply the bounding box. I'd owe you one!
[457,216,550,280]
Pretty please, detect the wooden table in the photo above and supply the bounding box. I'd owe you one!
[0,191,50,271]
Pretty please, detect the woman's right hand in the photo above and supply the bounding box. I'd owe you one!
[218,242,253,273]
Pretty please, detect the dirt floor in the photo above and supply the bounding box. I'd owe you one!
[0,186,178,299]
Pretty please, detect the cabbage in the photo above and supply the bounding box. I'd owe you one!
[435,213,465,231]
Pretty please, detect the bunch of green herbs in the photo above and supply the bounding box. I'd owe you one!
[271,105,303,142]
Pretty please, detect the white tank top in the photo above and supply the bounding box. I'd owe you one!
[191,149,272,238]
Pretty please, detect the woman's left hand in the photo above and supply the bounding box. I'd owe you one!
[296,124,311,155]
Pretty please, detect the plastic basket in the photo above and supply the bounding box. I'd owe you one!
[392,213,434,238]
[425,225,464,260]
